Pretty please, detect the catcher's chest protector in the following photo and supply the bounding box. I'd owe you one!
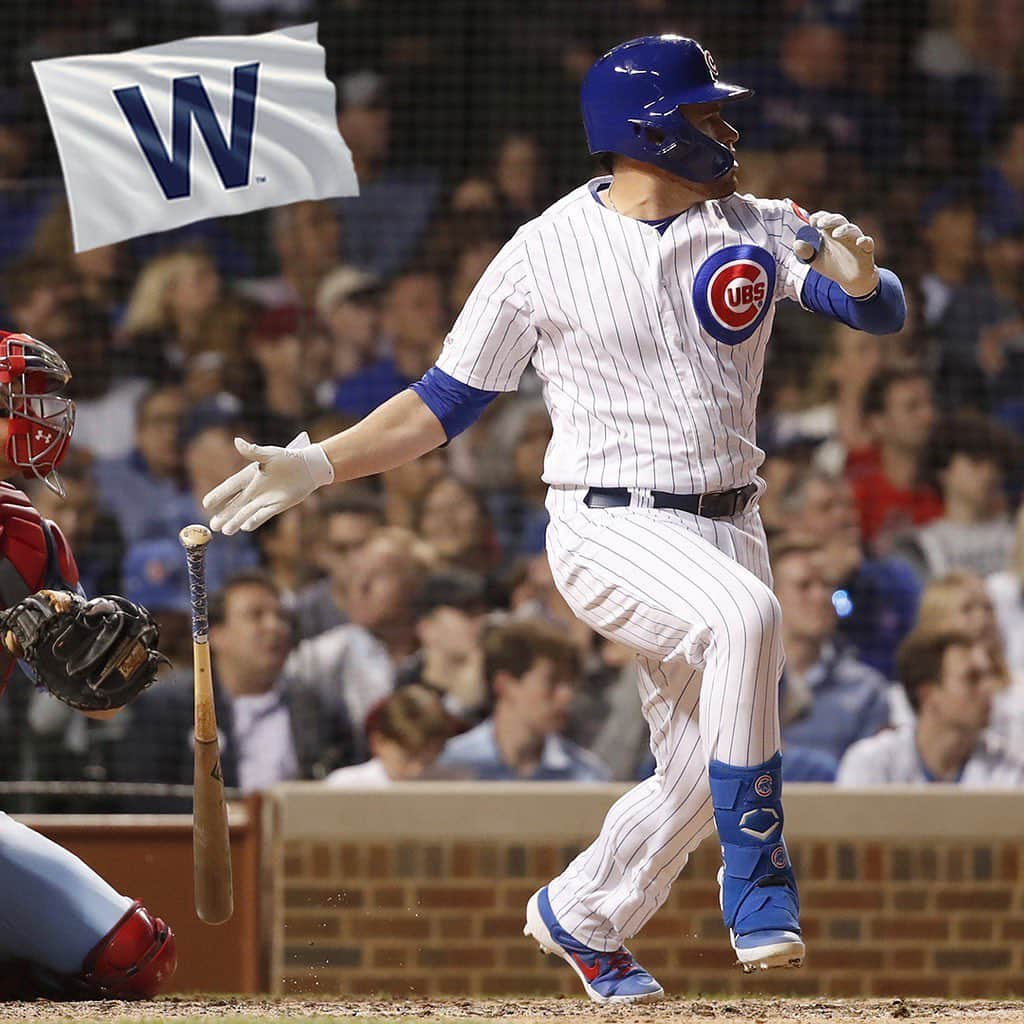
[0,482,80,684]
[0,482,80,606]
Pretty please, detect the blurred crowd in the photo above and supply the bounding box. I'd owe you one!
[2,0,1024,808]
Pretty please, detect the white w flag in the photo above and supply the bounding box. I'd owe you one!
[32,23,357,252]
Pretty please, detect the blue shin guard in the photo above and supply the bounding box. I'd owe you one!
[708,753,804,971]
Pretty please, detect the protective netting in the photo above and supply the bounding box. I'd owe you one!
[1,0,1023,807]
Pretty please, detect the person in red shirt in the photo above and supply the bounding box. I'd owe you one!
[847,365,943,550]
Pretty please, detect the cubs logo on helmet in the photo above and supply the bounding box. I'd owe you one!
[693,245,776,345]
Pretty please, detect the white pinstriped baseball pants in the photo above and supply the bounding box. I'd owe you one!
[543,484,784,951]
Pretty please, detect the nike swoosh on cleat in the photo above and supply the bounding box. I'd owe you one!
[570,952,602,981]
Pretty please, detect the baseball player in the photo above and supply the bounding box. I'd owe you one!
[204,35,906,1002]
[0,331,175,1000]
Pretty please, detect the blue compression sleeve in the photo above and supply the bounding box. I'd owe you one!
[409,365,500,441]
[800,267,906,335]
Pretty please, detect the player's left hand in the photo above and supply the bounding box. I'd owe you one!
[793,211,879,298]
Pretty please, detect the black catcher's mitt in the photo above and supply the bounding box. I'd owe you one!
[1,590,164,711]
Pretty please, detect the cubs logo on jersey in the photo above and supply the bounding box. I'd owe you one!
[692,244,776,345]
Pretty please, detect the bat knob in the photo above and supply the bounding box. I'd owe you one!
[795,224,823,265]
[179,524,213,550]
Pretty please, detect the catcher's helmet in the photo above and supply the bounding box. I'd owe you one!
[581,35,752,183]
[0,332,75,497]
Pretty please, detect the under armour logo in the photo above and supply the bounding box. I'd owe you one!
[34,429,53,444]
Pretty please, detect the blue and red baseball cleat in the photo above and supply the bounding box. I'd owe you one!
[523,887,664,1004]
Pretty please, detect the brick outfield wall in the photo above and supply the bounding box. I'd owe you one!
[267,786,1024,999]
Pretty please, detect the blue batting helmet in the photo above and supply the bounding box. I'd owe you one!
[581,35,752,183]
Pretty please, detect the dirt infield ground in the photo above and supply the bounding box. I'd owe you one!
[1,998,1023,1024]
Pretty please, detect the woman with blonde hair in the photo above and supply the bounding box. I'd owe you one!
[892,571,1022,745]
[120,249,249,387]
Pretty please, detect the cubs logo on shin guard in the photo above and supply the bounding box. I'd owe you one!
[708,752,804,971]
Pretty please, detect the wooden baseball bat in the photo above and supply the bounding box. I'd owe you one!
[179,524,234,925]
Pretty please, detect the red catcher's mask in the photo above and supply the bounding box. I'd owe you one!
[0,331,75,497]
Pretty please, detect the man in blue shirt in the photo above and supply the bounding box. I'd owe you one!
[774,536,891,764]
[93,385,187,546]
[438,618,609,782]
[778,466,920,679]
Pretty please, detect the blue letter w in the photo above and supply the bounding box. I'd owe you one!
[114,62,260,201]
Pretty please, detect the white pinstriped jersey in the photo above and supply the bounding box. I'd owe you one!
[436,177,813,493]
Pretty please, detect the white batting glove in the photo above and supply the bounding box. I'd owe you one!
[793,210,880,298]
[203,431,335,536]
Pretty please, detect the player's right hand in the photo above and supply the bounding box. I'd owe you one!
[203,431,335,535]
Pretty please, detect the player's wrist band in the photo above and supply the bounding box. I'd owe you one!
[850,276,881,302]
[299,443,335,487]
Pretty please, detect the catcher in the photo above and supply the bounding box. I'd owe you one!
[0,331,175,1000]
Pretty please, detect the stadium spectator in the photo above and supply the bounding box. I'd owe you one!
[152,404,260,594]
[286,528,435,757]
[837,628,1024,786]
[325,268,446,419]
[773,536,891,763]
[119,249,247,383]
[253,504,321,604]
[53,299,147,460]
[247,201,341,337]
[29,199,129,332]
[935,226,1024,415]
[438,618,610,782]
[733,14,902,175]
[847,365,942,550]
[493,133,547,228]
[324,685,453,787]
[566,637,651,782]
[979,116,1024,237]
[115,571,355,806]
[918,194,979,329]
[382,268,447,383]
[901,572,1024,749]
[316,266,389,418]
[987,503,1024,679]
[416,475,499,575]
[895,414,1018,581]
[248,330,332,444]
[29,457,123,598]
[487,402,552,565]
[334,71,441,279]
[508,551,594,657]
[290,488,385,643]
[448,239,502,313]
[92,385,186,546]
[3,256,76,341]
[379,448,447,529]
[776,466,920,679]
[120,538,192,669]
[397,570,489,726]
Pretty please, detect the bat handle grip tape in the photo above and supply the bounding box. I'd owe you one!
[184,547,210,644]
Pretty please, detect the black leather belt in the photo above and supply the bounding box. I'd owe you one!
[583,482,758,519]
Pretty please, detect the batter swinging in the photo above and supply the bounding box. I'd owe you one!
[203,35,906,1003]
